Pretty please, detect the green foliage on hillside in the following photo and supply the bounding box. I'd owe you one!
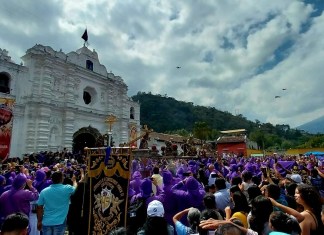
[131,92,323,150]
[132,92,255,132]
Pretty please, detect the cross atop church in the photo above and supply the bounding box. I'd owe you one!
[105,114,117,132]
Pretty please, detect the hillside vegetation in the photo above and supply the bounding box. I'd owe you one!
[132,92,324,150]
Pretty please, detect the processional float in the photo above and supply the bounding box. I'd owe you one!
[84,123,208,234]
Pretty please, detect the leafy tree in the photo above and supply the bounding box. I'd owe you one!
[193,122,212,144]
[249,130,264,149]
[281,140,294,149]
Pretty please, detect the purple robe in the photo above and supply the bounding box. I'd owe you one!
[171,176,205,224]
[0,188,39,218]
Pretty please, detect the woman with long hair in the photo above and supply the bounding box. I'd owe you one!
[249,195,273,235]
[247,185,262,206]
[295,184,323,235]
[225,191,250,228]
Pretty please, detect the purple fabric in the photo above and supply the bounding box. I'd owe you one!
[132,171,142,180]
[41,167,50,172]
[230,164,238,172]
[160,184,177,225]
[0,185,10,197]
[214,162,220,171]
[306,163,314,171]
[245,163,255,174]
[104,146,111,166]
[176,167,184,179]
[128,187,136,198]
[188,165,197,174]
[227,171,240,180]
[276,161,297,176]
[0,175,5,185]
[222,166,229,177]
[237,163,244,170]
[10,172,16,178]
[171,177,205,225]
[35,170,46,182]
[6,177,13,186]
[188,160,196,166]
[0,185,39,218]
[230,159,237,164]
[162,170,173,185]
[140,178,152,197]
[130,173,143,195]
[185,176,199,191]
[32,170,51,192]
[12,174,27,190]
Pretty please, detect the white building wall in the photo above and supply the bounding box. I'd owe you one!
[0,44,140,157]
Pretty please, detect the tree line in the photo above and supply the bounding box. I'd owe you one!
[132,92,324,150]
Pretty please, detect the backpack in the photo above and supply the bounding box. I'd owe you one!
[127,197,147,233]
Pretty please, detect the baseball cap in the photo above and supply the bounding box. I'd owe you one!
[147,200,164,217]
[286,174,302,184]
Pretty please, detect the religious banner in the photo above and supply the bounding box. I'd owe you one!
[0,97,14,160]
[86,147,131,235]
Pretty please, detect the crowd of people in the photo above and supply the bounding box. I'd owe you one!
[0,150,324,235]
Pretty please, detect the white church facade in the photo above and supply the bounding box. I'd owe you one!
[0,44,140,158]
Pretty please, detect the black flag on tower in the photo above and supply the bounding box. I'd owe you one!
[81,29,88,42]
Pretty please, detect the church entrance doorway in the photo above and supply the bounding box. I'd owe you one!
[73,126,102,153]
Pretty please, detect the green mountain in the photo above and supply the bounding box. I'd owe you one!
[131,92,324,150]
[132,92,255,133]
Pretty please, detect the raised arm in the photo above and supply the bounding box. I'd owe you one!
[268,197,304,222]
[200,219,257,235]
[173,208,190,224]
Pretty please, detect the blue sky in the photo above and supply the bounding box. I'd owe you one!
[0,0,323,128]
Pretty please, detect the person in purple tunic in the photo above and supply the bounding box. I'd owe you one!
[130,171,143,195]
[32,170,52,193]
[171,176,205,225]
[130,178,154,204]
[0,175,10,196]
[0,173,39,226]
[157,170,178,226]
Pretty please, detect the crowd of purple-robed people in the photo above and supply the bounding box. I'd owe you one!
[0,150,324,234]
[128,153,324,234]
[0,151,87,234]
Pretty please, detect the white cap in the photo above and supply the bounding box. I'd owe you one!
[286,174,302,184]
[147,200,164,217]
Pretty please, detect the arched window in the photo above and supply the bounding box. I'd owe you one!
[86,60,93,71]
[130,107,135,119]
[0,72,10,94]
[82,86,97,105]
[83,91,92,104]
